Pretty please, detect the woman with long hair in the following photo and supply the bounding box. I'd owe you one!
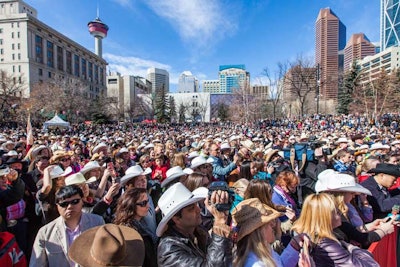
[292,193,379,266]
[232,198,304,267]
[114,188,158,267]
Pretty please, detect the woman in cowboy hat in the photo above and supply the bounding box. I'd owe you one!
[114,188,158,267]
[232,198,307,267]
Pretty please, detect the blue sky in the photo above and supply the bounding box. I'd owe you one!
[25,0,379,92]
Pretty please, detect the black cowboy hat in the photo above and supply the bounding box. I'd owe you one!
[367,163,400,177]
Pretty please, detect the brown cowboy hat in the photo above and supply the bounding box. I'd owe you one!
[49,150,73,164]
[68,224,144,267]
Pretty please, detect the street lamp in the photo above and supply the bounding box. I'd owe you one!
[316,64,321,114]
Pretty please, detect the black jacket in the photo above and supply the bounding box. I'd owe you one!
[157,226,232,267]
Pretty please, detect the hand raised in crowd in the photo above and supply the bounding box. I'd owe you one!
[6,168,18,182]
[41,165,57,194]
[205,190,229,225]
[104,182,120,202]
[285,206,297,222]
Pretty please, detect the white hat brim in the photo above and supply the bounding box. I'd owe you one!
[316,183,372,196]
[156,195,205,237]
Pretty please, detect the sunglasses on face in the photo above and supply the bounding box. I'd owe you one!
[57,198,81,208]
[40,157,50,161]
[61,157,71,162]
[136,199,149,207]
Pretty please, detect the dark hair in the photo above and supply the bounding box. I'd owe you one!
[113,188,147,225]
[55,185,83,203]
[239,161,253,180]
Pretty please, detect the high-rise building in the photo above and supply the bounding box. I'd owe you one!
[315,8,346,113]
[178,71,198,93]
[0,0,108,98]
[344,33,376,71]
[146,67,169,93]
[381,0,400,51]
[218,65,250,94]
[202,80,220,93]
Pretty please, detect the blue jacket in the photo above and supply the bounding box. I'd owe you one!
[209,155,236,181]
[244,244,299,267]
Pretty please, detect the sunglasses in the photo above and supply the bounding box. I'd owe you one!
[61,157,71,162]
[136,199,149,207]
[57,198,81,208]
[40,157,50,161]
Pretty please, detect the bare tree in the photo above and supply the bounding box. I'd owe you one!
[0,70,25,123]
[281,56,318,116]
[262,65,285,119]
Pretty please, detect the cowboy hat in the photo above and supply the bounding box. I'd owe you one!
[1,140,15,151]
[367,163,400,177]
[240,140,255,152]
[31,145,49,159]
[161,166,193,188]
[49,150,73,164]
[315,169,371,195]
[0,165,10,176]
[65,172,97,185]
[231,198,283,242]
[50,166,72,179]
[68,224,144,267]
[335,137,349,144]
[369,143,390,151]
[220,142,231,151]
[156,182,207,237]
[80,161,101,175]
[190,156,214,169]
[187,151,199,160]
[92,143,108,154]
[120,165,152,186]
[263,148,279,163]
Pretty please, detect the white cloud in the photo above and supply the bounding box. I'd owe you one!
[111,0,133,8]
[144,0,237,51]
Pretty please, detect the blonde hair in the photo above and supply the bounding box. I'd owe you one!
[232,178,249,195]
[292,193,338,244]
[331,192,349,220]
[234,225,277,267]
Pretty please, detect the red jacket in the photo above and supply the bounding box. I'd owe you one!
[0,232,26,267]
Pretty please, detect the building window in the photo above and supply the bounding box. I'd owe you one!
[12,66,15,72]
[66,51,72,74]
[35,35,43,63]
[12,54,14,60]
[94,65,98,84]
[38,68,42,76]
[17,43,20,49]
[17,32,19,38]
[81,58,86,78]
[88,62,93,81]
[18,65,20,72]
[11,32,14,38]
[108,78,117,84]
[0,49,3,55]
[0,29,3,33]
[17,53,20,60]
[74,54,79,77]
[57,46,63,71]
[48,72,51,78]
[47,41,54,68]
[0,39,2,45]
[100,67,104,85]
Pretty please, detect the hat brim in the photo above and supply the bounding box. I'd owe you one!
[161,172,187,188]
[237,211,283,241]
[68,224,144,267]
[80,165,101,175]
[156,195,205,237]
[120,169,151,186]
[367,167,400,178]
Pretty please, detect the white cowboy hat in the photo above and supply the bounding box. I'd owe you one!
[156,182,207,237]
[336,137,349,144]
[161,166,193,188]
[92,143,108,154]
[355,144,369,150]
[220,142,231,151]
[187,151,199,160]
[50,166,72,179]
[65,172,97,185]
[369,143,390,151]
[0,165,10,176]
[144,143,154,150]
[190,156,214,169]
[391,140,400,146]
[31,145,49,158]
[80,161,101,175]
[315,169,371,195]
[120,165,152,186]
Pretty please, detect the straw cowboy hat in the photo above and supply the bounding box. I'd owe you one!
[156,182,207,237]
[65,172,97,186]
[240,140,256,152]
[161,166,193,188]
[68,224,145,267]
[263,148,279,163]
[49,150,73,164]
[80,161,101,175]
[231,198,283,242]
[315,169,371,195]
[120,165,152,186]
[190,156,214,169]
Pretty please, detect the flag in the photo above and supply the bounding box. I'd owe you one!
[26,113,33,146]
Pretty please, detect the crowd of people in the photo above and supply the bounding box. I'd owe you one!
[0,114,400,266]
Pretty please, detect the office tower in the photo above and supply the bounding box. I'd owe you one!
[146,67,169,93]
[381,0,400,50]
[344,33,376,71]
[0,0,107,98]
[315,8,346,112]
[202,80,220,93]
[178,71,198,93]
[218,65,250,94]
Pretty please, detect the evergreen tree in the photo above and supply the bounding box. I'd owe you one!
[337,61,360,114]
[169,96,177,122]
[154,84,170,123]
[178,103,186,123]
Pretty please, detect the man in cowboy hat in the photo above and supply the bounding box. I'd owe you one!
[157,182,232,266]
[209,143,239,181]
[30,185,104,267]
[361,163,400,219]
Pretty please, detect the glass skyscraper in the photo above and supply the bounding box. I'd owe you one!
[381,0,400,50]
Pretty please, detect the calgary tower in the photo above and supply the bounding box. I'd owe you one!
[87,9,109,58]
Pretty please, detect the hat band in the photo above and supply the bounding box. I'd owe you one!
[90,246,126,266]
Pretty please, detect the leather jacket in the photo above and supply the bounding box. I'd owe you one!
[312,238,379,267]
[157,226,232,267]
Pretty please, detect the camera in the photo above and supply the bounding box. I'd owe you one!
[208,181,234,211]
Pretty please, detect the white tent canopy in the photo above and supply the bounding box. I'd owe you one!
[43,114,70,130]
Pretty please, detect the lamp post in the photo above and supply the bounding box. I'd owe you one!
[316,64,321,114]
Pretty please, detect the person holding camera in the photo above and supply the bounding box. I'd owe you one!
[157,182,232,266]
[209,143,239,182]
